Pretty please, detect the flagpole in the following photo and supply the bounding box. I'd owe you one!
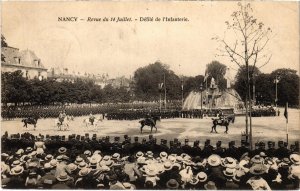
[164,73,166,110]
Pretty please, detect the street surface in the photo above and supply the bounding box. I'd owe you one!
[1,108,299,147]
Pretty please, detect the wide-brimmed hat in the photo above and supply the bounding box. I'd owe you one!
[67,163,77,172]
[16,149,24,155]
[84,150,92,156]
[221,157,237,168]
[75,157,84,165]
[146,151,154,158]
[50,159,58,167]
[197,172,208,182]
[204,181,217,190]
[100,165,110,172]
[79,167,91,176]
[112,153,120,160]
[163,161,173,171]
[189,176,199,185]
[56,172,70,182]
[160,152,168,158]
[249,164,267,175]
[123,182,135,189]
[93,150,101,155]
[290,154,300,165]
[168,155,177,163]
[44,163,52,169]
[56,155,63,162]
[102,155,111,161]
[223,168,235,177]
[11,160,21,167]
[78,161,87,169]
[260,152,267,157]
[233,170,245,182]
[10,165,24,175]
[28,161,38,168]
[45,154,53,161]
[137,157,147,165]
[136,151,144,158]
[58,147,67,154]
[89,157,98,167]
[207,155,221,166]
[144,165,158,176]
[26,147,33,152]
[251,155,263,164]
[166,179,179,189]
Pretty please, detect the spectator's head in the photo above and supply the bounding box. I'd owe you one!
[204,181,217,190]
[134,137,139,143]
[145,181,154,189]
[290,154,300,165]
[75,157,84,165]
[58,147,67,155]
[216,141,222,147]
[223,168,235,179]
[197,172,208,183]
[11,160,21,167]
[278,141,284,148]
[163,161,173,171]
[135,151,144,158]
[166,179,179,190]
[10,165,24,176]
[194,141,199,147]
[84,150,92,157]
[66,163,77,174]
[45,154,53,161]
[268,141,274,149]
[56,172,70,182]
[205,139,210,146]
[207,154,221,167]
[233,170,245,183]
[249,164,267,177]
[221,157,237,168]
[78,161,88,169]
[89,157,98,169]
[78,167,91,177]
[112,153,120,161]
[250,155,263,165]
[146,151,154,159]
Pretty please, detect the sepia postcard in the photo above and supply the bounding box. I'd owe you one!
[1,1,299,190]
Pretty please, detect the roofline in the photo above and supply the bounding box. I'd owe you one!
[1,63,47,71]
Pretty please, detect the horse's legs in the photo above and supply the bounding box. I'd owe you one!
[225,126,228,134]
[140,125,144,134]
[211,126,214,133]
[150,126,153,134]
[214,125,218,133]
[155,126,157,133]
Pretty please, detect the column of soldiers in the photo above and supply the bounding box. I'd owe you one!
[3,132,299,162]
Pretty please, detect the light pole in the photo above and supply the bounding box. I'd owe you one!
[181,78,184,109]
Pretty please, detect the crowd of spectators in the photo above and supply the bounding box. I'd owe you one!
[1,132,299,189]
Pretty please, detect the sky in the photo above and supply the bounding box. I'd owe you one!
[2,1,299,78]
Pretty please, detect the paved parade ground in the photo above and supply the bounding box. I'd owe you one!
[1,108,299,147]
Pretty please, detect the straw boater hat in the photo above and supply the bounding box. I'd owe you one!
[290,154,300,165]
[79,167,91,177]
[168,155,177,163]
[11,160,21,167]
[84,150,92,156]
[10,165,24,176]
[112,153,120,160]
[160,152,168,158]
[189,175,199,185]
[50,159,58,167]
[207,155,221,167]
[123,182,135,189]
[26,147,33,153]
[251,155,264,164]
[146,151,154,158]
[249,164,267,175]
[233,170,245,182]
[136,151,144,158]
[163,161,173,171]
[221,157,237,168]
[56,172,70,182]
[197,172,208,182]
[223,168,235,177]
[45,154,53,161]
[204,181,217,190]
[137,157,147,165]
[58,147,67,154]
[89,157,98,167]
[78,162,88,169]
[100,165,110,172]
[166,179,179,189]
[56,155,63,162]
[67,163,77,172]
[102,155,111,161]
[144,165,159,177]
[44,163,52,170]
[75,157,84,165]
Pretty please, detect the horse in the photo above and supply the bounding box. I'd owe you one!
[211,115,235,134]
[139,116,160,134]
[22,116,39,130]
[55,115,72,131]
[83,117,103,128]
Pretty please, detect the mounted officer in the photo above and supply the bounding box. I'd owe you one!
[58,110,66,125]
[89,113,96,125]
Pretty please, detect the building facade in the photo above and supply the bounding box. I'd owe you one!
[1,47,47,79]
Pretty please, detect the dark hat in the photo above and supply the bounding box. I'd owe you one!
[124,134,128,139]
[166,179,179,189]
[204,181,217,190]
[134,137,139,141]
[216,141,222,146]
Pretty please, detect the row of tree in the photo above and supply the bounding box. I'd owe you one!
[1,61,298,107]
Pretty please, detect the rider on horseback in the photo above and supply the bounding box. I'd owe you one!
[89,113,95,125]
[59,110,66,125]
[218,109,225,123]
